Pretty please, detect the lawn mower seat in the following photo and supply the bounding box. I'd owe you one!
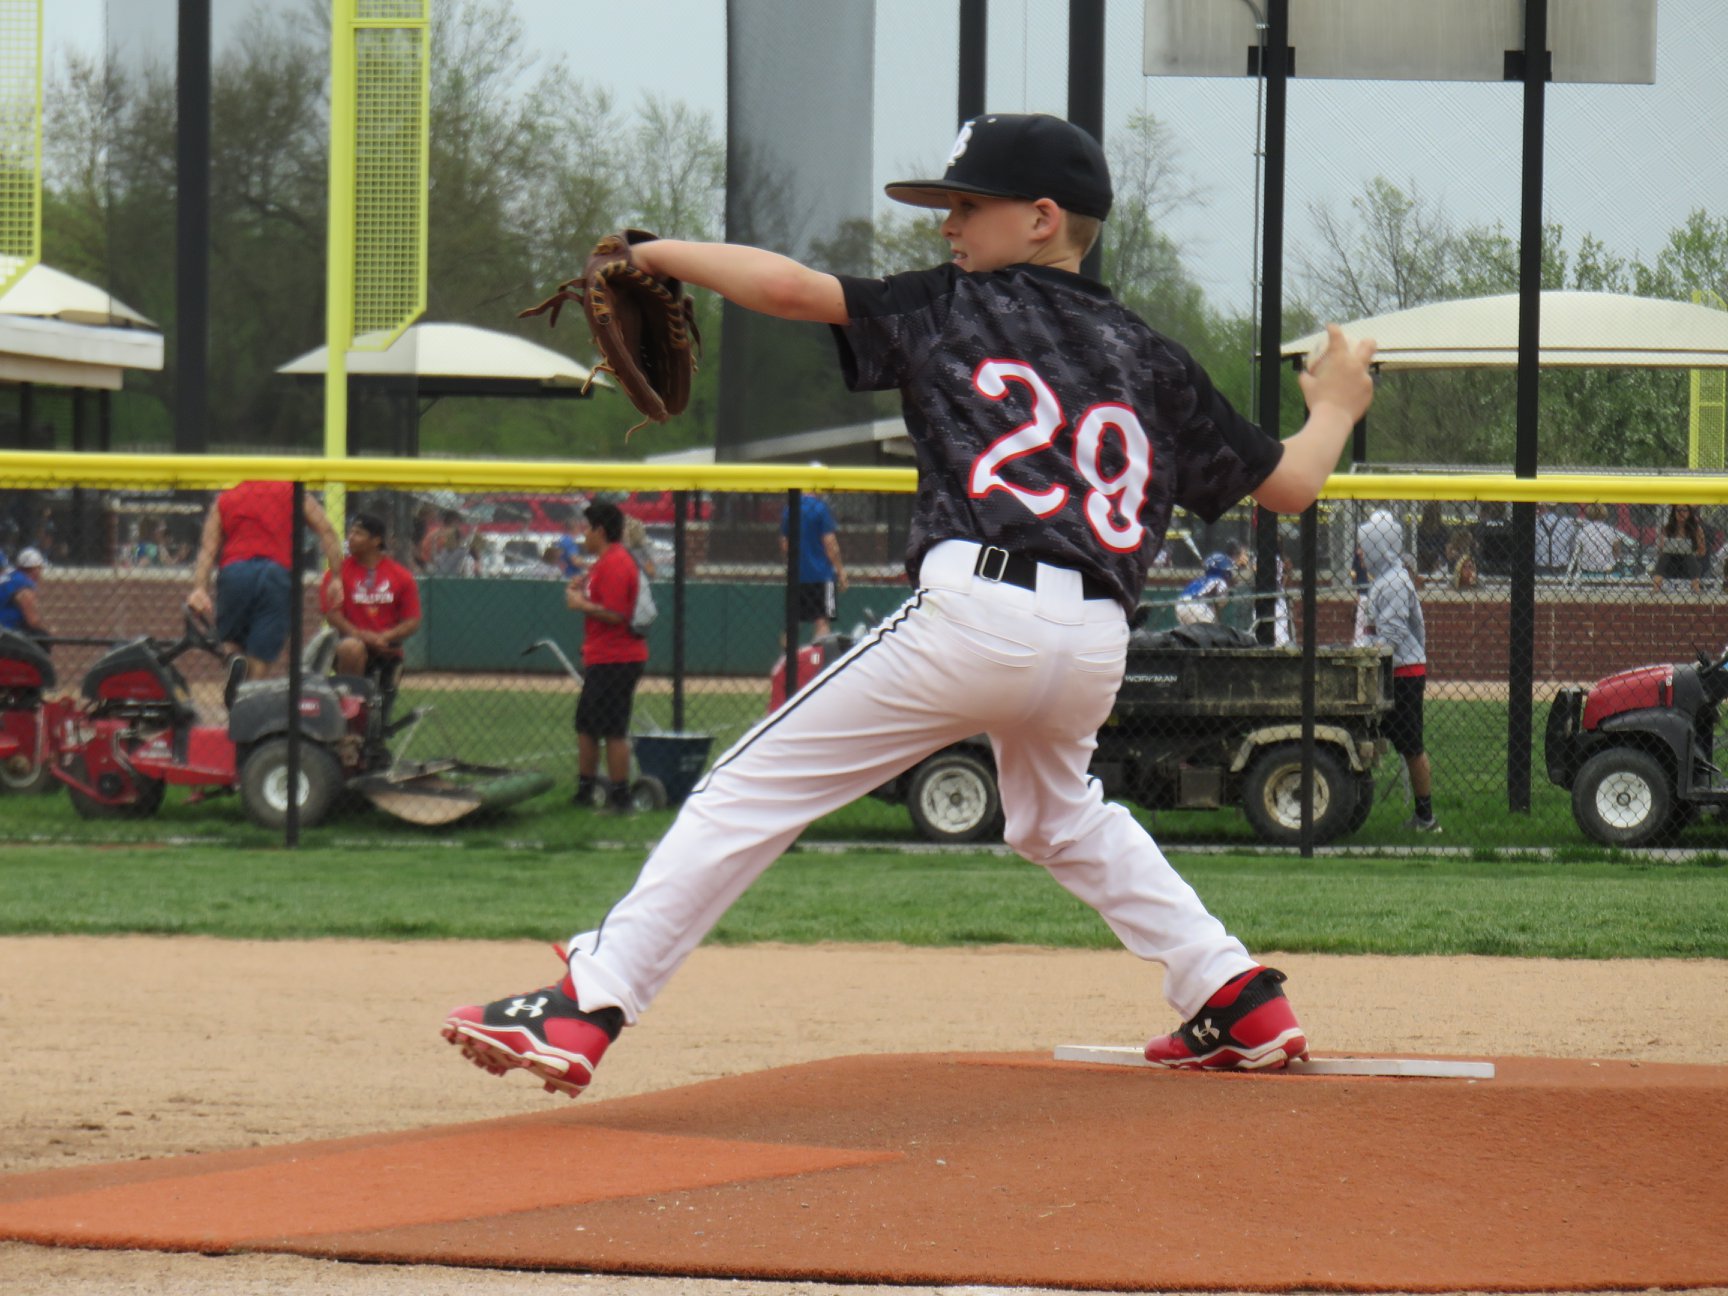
[302,628,338,677]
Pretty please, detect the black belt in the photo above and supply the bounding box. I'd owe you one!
[972,546,1114,602]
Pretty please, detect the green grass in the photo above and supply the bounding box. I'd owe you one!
[0,688,1625,851]
[0,842,1721,958]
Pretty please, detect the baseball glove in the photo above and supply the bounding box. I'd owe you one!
[518,229,701,432]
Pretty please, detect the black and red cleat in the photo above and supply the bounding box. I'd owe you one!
[442,974,623,1098]
[1143,966,1308,1070]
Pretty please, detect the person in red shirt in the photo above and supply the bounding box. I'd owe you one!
[320,513,422,678]
[187,480,343,702]
[566,501,649,813]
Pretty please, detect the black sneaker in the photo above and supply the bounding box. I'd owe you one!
[222,655,248,710]
[603,785,634,816]
[442,973,624,1098]
[572,776,598,808]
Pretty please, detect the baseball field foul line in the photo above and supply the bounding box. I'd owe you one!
[1053,1045,1496,1079]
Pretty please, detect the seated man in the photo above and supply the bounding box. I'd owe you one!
[0,547,49,638]
[320,513,422,678]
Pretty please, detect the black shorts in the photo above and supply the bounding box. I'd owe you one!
[796,580,837,624]
[574,661,645,739]
[1656,552,1700,582]
[1385,673,1427,760]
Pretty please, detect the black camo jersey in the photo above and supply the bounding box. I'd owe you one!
[832,262,1283,614]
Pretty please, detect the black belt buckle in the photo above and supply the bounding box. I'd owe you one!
[975,545,1014,584]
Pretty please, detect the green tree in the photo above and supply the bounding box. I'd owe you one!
[1293,174,1718,469]
[42,0,735,460]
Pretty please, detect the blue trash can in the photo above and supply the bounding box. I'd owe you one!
[632,732,715,805]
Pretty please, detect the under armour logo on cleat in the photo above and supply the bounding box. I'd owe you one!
[505,996,548,1018]
[1191,1018,1221,1045]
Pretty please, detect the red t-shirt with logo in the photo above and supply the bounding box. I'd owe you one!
[217,481,295,568]
[582,544,649,666]
[320,556,421,651]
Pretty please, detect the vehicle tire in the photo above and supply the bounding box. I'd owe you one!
[629,775,668,811]
[65,754,165,820]
[1240,742,1354,846]
[1344,771,1375,834]
[906,748,1003,844]
[1571,747,1674,847]
[0,749,55,795]
[240,739,343,831]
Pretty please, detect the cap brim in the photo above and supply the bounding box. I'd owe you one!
[884,179,1025,210]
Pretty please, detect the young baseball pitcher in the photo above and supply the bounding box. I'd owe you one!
[445,113,1378,1094]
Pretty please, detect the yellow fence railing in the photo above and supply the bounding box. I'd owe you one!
[5,451,1728,509]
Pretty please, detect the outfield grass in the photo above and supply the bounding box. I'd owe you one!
[4,687,1727,858]
[0,841,1720,958]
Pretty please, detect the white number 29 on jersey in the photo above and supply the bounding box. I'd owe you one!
[967,359,1153,553]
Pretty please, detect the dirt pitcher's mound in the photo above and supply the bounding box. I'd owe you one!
[1,1051,1722,1291]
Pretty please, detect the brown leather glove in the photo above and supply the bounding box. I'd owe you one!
[519,229,701,432]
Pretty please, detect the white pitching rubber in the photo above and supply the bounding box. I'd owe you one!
[1052,1045,1494,1079]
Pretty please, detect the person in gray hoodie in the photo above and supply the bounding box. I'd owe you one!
[1357,509,1439,832]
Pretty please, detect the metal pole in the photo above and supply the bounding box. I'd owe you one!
[1299,500,1318,857]
[1252,0,1301,830]
[672,489,688,732]
[175,0,210,456]
[1067,0,1106,282]
[286,482,305,847]
[1508,0,1548,815]
[1256,0,1289,450]
[784,489,802,696]
[958,0,987,123]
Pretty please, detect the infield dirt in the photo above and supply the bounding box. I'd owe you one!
[2,937,1724,1295]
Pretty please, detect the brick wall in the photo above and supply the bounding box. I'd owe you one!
[1292,588,1727,684]
[28,570,1728,687]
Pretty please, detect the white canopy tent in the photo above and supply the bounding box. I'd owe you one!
[0,261,164,390]
[277,321,608,393]
[1280,291,1728,371]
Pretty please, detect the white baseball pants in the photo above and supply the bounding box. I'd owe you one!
[567,539,1255,1026]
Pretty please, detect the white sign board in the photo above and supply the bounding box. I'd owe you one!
[1144,0,1656,83]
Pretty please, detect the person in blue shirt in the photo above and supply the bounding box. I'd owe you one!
[1174,549,1238,626]
[0,547,49,637]
[778,492,848,640]
[547,515,587,581]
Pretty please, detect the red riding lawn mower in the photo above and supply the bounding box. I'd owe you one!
[1545,646,1728,847]
[0,614,548,828]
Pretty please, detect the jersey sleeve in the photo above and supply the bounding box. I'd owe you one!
[1161,341,1285,523]
[394,565,422,622]
[830,265,957,392]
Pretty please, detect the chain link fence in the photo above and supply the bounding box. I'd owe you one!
[4,468,1727,860]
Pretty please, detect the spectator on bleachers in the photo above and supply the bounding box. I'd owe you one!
[1652,504,1706,594]
[1534,504,1579,576]
[1444,525,1478,590]
[1475,501,1513,577]
[1569,504,1629,580]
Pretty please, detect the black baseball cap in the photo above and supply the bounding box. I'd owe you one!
[885,113,1113,221]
